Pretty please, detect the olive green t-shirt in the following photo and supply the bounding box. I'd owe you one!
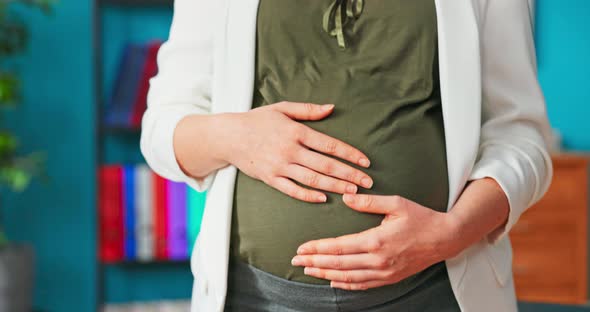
[230,0,449,288]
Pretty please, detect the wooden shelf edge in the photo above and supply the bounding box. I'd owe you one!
[102,260,190,266]
[549,150,590,167]
[99,0,173,7]
[100,126,142,134]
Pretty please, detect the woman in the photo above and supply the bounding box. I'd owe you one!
[140,0,553,311]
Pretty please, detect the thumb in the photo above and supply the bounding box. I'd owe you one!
[270,101,335,121]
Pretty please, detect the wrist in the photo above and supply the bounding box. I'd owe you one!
[174,112,236,177]
[434,212,466,260]
[206,112,244,164]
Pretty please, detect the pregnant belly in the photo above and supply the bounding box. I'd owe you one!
[229,100,449,285]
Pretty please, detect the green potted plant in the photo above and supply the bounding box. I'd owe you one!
[0,0,51,311]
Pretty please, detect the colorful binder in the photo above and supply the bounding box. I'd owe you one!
[131,40,162,128]
[167,180,188,260]
[123,165,136,260]
[99,165,124,263]
[187,187,207,255]
[99,163,208,262]
[105,43,148,128]
[153,172,169,260]
[134,164,154,261]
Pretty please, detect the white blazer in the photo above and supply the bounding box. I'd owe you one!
[140,0,554,311]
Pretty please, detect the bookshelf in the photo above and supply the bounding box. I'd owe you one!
[93,0,194,310]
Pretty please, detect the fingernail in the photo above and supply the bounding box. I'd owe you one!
[304,267,316,275]
[361,177,373,188]
[297,246,307,254]
[359,158,370,167]
[322,104,335,111]
[343,193,355,204]
[291,257,302,265]
[346,184,357,193]
[317,194,327,202]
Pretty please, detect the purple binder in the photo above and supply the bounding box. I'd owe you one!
[166,180,188,260]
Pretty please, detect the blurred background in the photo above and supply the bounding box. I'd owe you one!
[0,0,588,311]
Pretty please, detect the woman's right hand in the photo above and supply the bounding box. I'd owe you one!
[220,101,373,203]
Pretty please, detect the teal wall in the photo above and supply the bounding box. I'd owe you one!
[536,0,590,151]
[1,0,96,311]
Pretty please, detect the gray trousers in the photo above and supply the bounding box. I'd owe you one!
[224,257,461,312]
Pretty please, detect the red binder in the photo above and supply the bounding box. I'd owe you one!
[130,40,162,128]
[98,165,124,263]
[153,172,169,260]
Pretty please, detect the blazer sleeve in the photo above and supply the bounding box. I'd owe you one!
[467,0,554,245]
[140,0,220,193]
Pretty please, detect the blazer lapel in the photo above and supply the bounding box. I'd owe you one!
[198,0,261,305]
[228,0,261,114]
[435,0,481,213]
[434,0,481,292]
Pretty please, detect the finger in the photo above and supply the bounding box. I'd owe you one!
[282,163,358,194]
[297,227,381,255]
[291,253,387,270]
[342,193,408,215]
[298,126,371,168]
[303,267,393,283]
[269,176,327,203]
[295,148,373,189]
[331,279,394,291]
[270,101,335,121]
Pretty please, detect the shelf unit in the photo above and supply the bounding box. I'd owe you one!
[510,152,590,304]
[93,0,192,310]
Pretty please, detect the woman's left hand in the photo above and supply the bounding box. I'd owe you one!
[291,193,463,290]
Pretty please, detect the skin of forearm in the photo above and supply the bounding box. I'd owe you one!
[441,177,510,259]
[173,112,237,180]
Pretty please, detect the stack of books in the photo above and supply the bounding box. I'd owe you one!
[98,164,206,263]
[104,40,162,130]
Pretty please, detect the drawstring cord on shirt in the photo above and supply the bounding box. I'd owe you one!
[322,0,364,49]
